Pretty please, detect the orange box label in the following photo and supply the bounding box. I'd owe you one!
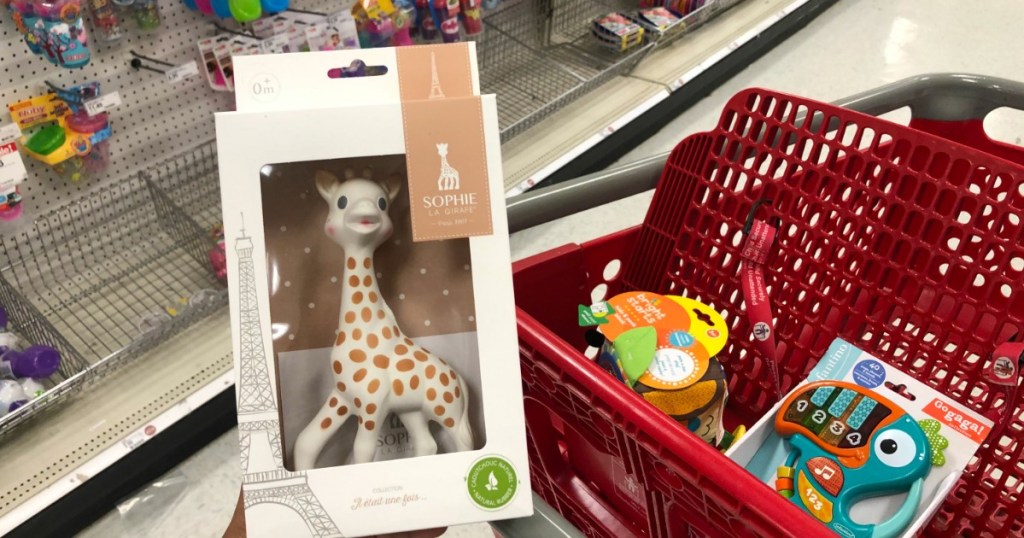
[922,397,990,444]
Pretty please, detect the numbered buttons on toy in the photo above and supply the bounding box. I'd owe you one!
[806,457,844,496]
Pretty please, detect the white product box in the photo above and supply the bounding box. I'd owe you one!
[216,43,531,537]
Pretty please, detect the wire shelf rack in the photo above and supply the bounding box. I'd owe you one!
[0,166,227,437]
[478,0,747,142]
[143,140,222,232]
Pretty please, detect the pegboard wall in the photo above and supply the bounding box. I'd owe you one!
[0,0,341,220]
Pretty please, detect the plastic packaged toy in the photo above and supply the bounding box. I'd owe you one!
[218,43,531,537]
[591,12,644,52]
[208,224,227,282]
[35,0,91,68]
[733,339,996,538]
[8,83,113,181]
[131,0,160,30]
[88,0,123,41]
[7,0,45,55]
[583,291,741,448]
[0,307,62,416]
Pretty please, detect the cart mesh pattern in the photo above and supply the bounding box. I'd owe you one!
[625,88,1024,536]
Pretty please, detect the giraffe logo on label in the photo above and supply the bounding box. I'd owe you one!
[436,143,460,191]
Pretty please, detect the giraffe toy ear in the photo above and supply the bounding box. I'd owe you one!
[315,170,341,203]
[381,172,404,203]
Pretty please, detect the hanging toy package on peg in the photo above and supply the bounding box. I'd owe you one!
[731,339,1001,538]
[6,0,45,55]
[87,0,124,42]
[33,0,91,68]
[130,0,161,31]
[6,82,115,181]
[351,0,397,48]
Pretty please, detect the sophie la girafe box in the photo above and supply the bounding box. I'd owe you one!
[216,43,532,537]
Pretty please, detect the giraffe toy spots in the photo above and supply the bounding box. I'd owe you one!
[293,168,475,470]
[437,143,460,192]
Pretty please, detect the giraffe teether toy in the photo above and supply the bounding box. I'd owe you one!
[293,169,475,470]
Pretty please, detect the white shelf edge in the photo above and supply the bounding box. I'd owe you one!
[504,0,813,197]
[0,371,235,535]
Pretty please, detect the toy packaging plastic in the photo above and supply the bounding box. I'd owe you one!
[582,291,735,448]
[730,338,993,538]
[216,43,531,537]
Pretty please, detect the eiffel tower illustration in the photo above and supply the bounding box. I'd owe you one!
[235,219,342,538]
[428,51,445,100]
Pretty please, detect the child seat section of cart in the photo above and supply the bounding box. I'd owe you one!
[513,84,1024,538]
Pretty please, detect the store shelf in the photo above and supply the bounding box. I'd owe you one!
[502,0,833,194]
[0,310,232,535]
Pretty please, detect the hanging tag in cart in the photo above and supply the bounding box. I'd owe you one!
[740,199,782,400]
[981,341,1024,438]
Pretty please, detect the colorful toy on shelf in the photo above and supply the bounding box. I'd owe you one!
[1,345,61,379]
[434,0,460,43]
[0,380,29,414]
[0,307,62,416]
[773,380,943,537]
[631,7,684,40]
[292,169,474,469]
[131,0,161,30]
[390,6,414,45]
[7,83,113,182]
[228,0,261,23]
[34,0,91,68]
[65,110,110,173]
[8,0,45,55]
[591,12,644,52]
[209,224,227,282]
[415,0,436,39]
[0,308,27,354]
[88,0,123,41]
[459,0,481,35]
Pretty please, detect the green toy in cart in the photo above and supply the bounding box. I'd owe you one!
[583,291,734,446]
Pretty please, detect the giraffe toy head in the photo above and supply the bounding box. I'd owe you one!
[436,143,448,157]
[316,169,401,251]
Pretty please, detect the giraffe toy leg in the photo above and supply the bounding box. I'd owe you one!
[294,391,350,470]
[399,411,438,457]
[350,397,386,464]
[445,377,474,452]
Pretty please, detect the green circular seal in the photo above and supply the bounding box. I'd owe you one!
[466,456,519,510]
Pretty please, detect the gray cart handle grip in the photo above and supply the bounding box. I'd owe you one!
[833,73,1024,122]
[509,73,1024,233]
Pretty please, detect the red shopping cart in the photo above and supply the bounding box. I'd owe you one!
[513,74,1024,537]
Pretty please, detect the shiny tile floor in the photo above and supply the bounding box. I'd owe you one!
[83,0,1024,536]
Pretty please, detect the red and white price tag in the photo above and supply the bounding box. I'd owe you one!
[83,91,122,116]
[0,124,27,192]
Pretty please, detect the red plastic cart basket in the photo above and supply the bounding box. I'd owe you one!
[514,81,1024,537]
